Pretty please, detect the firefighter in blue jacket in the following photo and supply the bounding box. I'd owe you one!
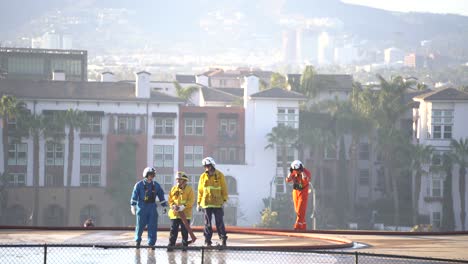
[131,167,168,248]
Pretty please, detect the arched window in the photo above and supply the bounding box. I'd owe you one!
[80,205,99,226]
[6,205,27,225]
[225,176,237,195]
[44,204,64,227]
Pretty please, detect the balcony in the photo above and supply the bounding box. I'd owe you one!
[218,130,238,141]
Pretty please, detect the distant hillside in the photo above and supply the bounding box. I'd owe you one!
[1,0,468,61]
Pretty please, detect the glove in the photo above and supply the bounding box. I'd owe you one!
[197,204,202,212]
[131,206,136,215]
[289,167,293,173]
[177,205,185,212]
[172,204,178,211]
[162,207,167,214]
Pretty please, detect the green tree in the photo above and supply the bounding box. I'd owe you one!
[107,137,138,226]
[450,138,468,230]
[0,96,27,223]
[174,81,198,104]
[270,73,287,89]
[410,144,434,226]
[441,153,455,231]
[299,65,317,98]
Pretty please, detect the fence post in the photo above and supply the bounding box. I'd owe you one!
[201,247,204,264]
[43,244,47,264]
[355,251,358,264]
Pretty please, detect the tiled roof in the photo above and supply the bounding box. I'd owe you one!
[201,86,239,102]
[212,87,244,97]
[175,74,196,83]
[413,87,468,101]
[0,79,184,103]
[250,88,305,100]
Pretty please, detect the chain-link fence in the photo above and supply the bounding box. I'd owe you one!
[1,244,467,264]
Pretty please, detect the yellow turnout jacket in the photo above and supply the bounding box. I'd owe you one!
[197,169,228,208]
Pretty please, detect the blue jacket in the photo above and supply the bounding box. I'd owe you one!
[131,180,168,208]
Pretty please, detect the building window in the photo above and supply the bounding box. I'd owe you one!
[7,173,25,187]
[80,173,100,187]
[154,118,174,136]
[324,145,337,160]
[359,169,370,185]
[118,116,136,134]
[218,147,240,164]
[82,115,101,134]
[275,168,285,194]
[277,108,298,128]
[359,143,370,160]
[225,176,238,195]
[184,146,203,167]
[431,151,446,167]
[432,211,441,229]
[46,143,64,166]
[219,118,237,139]
[154,174,173,192]
[428,177,442,197]
[276,146,295,168]
[7,116,17,131]
[46,173,63,187]
[153,145,174,168]
[184,118,204,136]
[431,110,453,139]
[8,143,27,165]
[80,144,101,166]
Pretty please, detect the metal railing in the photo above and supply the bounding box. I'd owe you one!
[1,244,467,264]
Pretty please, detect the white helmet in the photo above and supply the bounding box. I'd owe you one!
[202,157,216,167]
[290,160,303,170]
[175,171,189,181]
[142,167,156,178]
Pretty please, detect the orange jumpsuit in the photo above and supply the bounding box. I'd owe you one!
[286,168,311,230]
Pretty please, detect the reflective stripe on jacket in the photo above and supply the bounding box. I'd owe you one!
[168,185,195,219]
[197,169,228,208]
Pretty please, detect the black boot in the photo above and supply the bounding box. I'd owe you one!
[222,236,228,247]
[167,243,175,252]
[182,242,188,252]
[136,241,141,249]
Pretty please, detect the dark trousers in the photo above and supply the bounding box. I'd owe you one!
[169,218,189,246]
[203,207,227,242]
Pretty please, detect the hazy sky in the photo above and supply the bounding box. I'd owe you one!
[342,0,468,16]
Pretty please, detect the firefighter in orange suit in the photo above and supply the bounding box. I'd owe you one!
[285,160,311,230]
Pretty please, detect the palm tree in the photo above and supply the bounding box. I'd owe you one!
[441,153,455,231]
[174,81,198,104]
[450,138,468,230]
[61,109,88,225]
[265,125,298,189]
[16,112,49,225]
[410,144,434,226]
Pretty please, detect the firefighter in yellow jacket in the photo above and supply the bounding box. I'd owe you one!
[167,172,195,251]
[197,157,228,247]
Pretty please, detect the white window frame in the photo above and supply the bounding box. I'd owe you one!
[184,146,203,167]
[276,146,295,168]
[431,110,453,139]
[432,211,441,229]
[80,173,101,187]
[153,145,174,168]
[8,173,26,186]
[154,118,174,136]
[184,118,204,136]
[277,108,298,128]
[359,169,370,186]
[8,143,27,165]
[82,115,102,134]
[46,142,64,166]
[118,116,136,133]
[80,144,101,166]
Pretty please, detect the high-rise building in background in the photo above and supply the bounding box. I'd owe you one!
[318,31,334,65]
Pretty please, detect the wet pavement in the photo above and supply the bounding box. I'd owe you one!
[1,229,468,263]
